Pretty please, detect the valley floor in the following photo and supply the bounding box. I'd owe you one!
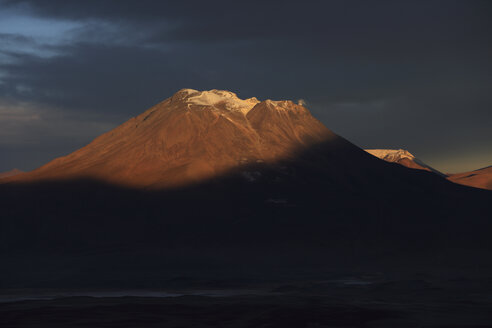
[1,270,492,327]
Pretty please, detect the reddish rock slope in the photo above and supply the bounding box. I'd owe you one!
[447,166,492,190]
[0,169,23,179]
[5,89,336,188]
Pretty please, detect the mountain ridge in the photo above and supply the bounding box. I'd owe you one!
[365,148,492,190]
[0,168,23,179]
[448,166,492,190]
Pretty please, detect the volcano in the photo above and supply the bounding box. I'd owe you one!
[7,89,336,188]
[1,89,491,289]
[6,89,453,192]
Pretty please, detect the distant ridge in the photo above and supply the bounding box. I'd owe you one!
[365,149,445,176]
[365,149,492,190]
[448,166,492,190]
[0,168,23,179]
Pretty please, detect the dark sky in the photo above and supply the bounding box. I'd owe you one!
[0,0,491,173]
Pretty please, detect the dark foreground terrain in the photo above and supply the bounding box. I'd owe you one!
[1,140,491,326]
[2,268,492,328]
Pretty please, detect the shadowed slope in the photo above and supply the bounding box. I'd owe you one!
[1,137,491,288]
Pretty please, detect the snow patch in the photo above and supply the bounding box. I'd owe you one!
[365,149,416,162]
[185,89,260,114]
[264,99,298,110]
[178,88,199,95]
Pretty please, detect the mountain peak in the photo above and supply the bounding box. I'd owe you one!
[6,89,336,188]
[365,148,445,176]
[173,88,260,114]
[365,149,415,162]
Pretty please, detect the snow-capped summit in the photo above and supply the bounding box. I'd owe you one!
[365,149,415,162]
[175,88,260,114]
[5,89,336,188]
[365,149,445,176]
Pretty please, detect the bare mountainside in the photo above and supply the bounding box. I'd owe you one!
[448,166,492,190]
[0,168,23,179]
[365,149,445,176]
[7,89,334,188]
